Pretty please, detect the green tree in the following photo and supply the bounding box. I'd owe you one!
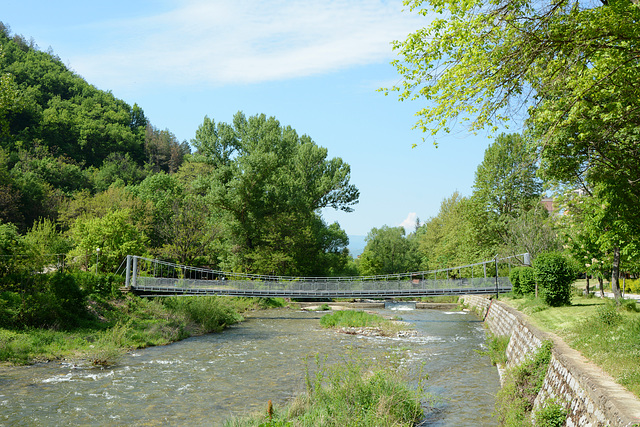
[386,0,640,282]
[92,152,147,191]
[417,192,488,271]
[191,112,359,274]
[130,172,186,248]
[156,195,222,266]
[558,188,640,302]
[68,209,148,273]
[0,221,26,279]
[359,226,420,275]
[501,204,561,261]
[472,133,541,218]
[385,0,639,142]
[0,67,20,136]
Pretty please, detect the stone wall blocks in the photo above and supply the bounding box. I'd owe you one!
[462,295,640,427]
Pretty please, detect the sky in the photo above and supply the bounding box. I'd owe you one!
[2,0,504,238]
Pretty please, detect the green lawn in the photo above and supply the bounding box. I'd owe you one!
[501,294,640,397]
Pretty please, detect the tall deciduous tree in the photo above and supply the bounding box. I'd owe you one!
[387,0,639,293]
[359,226,420,276]
[417,192,488,271]
[472,133,541,217]
[191,112,358,275]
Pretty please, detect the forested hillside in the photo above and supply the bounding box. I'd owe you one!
[0,22,357,278]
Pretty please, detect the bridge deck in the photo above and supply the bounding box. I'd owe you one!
[129,279,511,298]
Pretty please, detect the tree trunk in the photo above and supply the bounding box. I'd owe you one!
[612,245,622,304]
[586,274,590,296]
[598,276,604,297]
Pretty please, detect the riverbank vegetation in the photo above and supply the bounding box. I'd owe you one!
[226,354,427,427]
[494,341,566,426]
[319,309,408,337]
[0,288,284,366]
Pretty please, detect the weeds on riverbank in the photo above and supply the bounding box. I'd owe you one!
[0,295,283,365]
[477,333,510,366]
[226,353,428,427]
[494,341,559,426]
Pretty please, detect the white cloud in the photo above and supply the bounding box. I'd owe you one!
[399,212,418,232]
[69,0,424,89]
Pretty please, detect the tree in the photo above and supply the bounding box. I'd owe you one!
[359,226,420,276]
[501,204,561,261]
[145,124,190,174]
[385,0,639,142]
[68,209,148,273]
[0,67,20,136]
[558,187,640,302]
[416,192,487,271]
[472,133,541,217]
[157,196,222,266]
[191,112,359,274]
[388,0,639,292]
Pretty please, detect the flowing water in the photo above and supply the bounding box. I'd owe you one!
[0,305,500,426]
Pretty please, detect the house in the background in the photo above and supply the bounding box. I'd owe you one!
[541,197,554,214]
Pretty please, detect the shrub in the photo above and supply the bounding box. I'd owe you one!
[319,310,386,328]
[520,267,536,295]
[534,252,574,307]
[163,296,243,333]
[71,271,123,298]
[596,303,623,326]
[229,354,426,426]
[534,399,567,427]
[510,267,537,296]
[478,334,510,365]
[510,267,523,295]
[624,278,640,294]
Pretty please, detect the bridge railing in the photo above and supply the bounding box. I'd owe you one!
[124,254,524,296]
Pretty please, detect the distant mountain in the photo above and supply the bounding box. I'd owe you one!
[348,235,366,258]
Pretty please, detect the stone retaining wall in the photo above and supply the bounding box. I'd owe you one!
[461,295,640,427]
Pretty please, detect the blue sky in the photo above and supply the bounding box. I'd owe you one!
[3,0,502,237]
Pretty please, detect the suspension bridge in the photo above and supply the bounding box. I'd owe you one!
[123,253,529,299]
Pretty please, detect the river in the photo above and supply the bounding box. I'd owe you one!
[0,305,500,426]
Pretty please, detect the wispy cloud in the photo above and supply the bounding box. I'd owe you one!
[69,0,423,89]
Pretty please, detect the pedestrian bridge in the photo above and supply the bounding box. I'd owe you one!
[123,255,527,298]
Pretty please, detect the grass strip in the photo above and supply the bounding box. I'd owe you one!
[501,293,640,398]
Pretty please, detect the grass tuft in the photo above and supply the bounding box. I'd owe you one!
[226,353,428,426]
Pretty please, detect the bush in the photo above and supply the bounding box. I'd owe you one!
[229,354,426,426]
[510,267,523,295]
[534,399,567,427]
[69,271,123,298]
[520,267,536,295]
[478,334,510,365]
[534,252,574,307]
[319,310,387,329]
[510,267,537,296]
[163,296,243,333]
[624,278,640,294]
[596,302,623,326]
[0,272,91,329]
[494,341,553,425]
